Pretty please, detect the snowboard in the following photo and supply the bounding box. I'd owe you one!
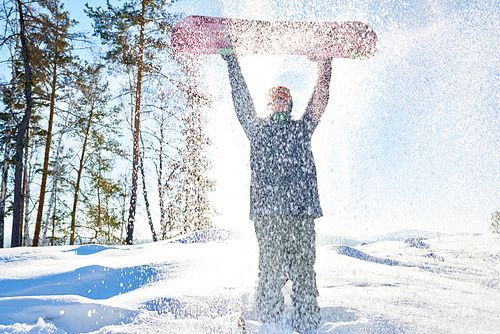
[171,15,378,60]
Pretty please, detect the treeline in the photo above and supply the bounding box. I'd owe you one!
[0,0,217,247]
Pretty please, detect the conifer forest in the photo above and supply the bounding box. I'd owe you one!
[0,0,217,247]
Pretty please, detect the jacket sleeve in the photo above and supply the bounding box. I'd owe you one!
[301,58,333,127]
[222,54,258,140]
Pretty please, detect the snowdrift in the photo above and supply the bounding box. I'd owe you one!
[1,229,499,333]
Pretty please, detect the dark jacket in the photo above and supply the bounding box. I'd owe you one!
[223,55,332,219]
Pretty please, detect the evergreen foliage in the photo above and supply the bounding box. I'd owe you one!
[0,1,218,246]
[30,0,81,246]
[86,0,179,245]
[68,63,124,245]
[10,0,34,248]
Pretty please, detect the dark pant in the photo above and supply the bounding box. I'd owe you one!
[253,215,321,333]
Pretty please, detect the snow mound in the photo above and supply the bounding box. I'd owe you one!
[0,296,138,334]
[0,317,64,334]
[169,228,243,244]
[1,233,499,333]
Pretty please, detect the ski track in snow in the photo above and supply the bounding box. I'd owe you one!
[1,229,500,333]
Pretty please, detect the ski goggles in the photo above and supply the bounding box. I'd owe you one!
[268,86,291,101]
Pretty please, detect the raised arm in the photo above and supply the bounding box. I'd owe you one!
[221,53,258,140]
[302,58,333,123]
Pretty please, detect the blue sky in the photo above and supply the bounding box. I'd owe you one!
[62,0,500,238]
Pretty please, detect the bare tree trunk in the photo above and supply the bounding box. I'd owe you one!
[70,105,94,245]
[33,61,58,246]
[139,145,157,242]
[12,0,33,248]
[156,112,168,240]
[125,0,146,245]
[19,131,27,245]
[156,116,165,238]
[51,198,56,246]
[0,115,12,249]
[120,178,128,242]
[160,166,178,240]
[106,200,111,245]
[23,141,31,247]
[94,170,101,243]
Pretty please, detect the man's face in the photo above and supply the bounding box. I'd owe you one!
[272,96,290,113]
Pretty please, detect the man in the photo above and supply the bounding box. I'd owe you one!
[221,53,332,333]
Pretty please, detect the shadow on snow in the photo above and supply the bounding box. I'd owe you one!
[334,246,408,267]
[0,264,171,300]
[62,244,118,255]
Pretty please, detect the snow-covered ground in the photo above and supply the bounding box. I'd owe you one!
[1,229,499,333]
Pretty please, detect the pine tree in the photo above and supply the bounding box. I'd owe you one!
[144,102,179,240]
[30,0,80,246]
[140,77,181,240]
[85,130,124,245]
[11,0,34,247]
[164,55,217,236]
[86,0,178,245]
[40,97,73,246]
[176,107,217,233]
[1,0,53,247]
[0,0,20,248]
[68,63,121,245]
